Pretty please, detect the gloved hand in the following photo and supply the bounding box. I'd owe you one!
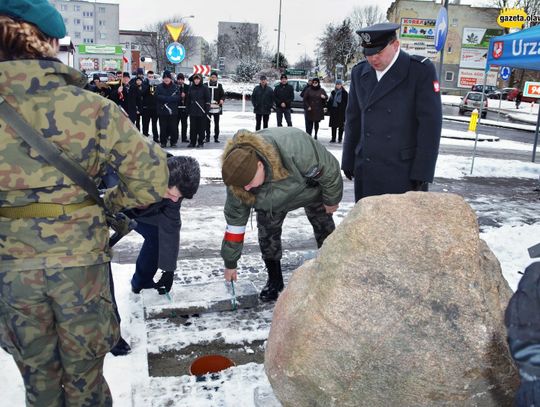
[343,170,354,180]
[155,271,174,295]
[411,180,428,191]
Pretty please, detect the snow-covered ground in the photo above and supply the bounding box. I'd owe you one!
[1,111,539,406]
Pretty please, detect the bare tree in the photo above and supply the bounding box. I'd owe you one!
[318,19,357,79]
[217,23,262,64]
[349,5,386,31]
[136,16,195,72]
[294,55,314,71]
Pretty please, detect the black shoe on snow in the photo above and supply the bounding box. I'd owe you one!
[259,282,284,302]
[131,285,142,294]
[110,337,131,356]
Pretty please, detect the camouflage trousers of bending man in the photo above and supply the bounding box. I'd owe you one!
[256,201,336,261]
[0,263,119,407]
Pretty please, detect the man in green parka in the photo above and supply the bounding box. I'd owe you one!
[221,127,343,301]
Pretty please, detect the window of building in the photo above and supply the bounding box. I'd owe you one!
[60,4,67,11]
[99,20,106,26]
[83,11,94,17]
[83,25,94,31]
[63,17,68,24]
[74,32,81,39]
[100,33,107,39]
[83,38,94,44]
[445,71,454,82]
[74,5,80,11]
[447,46,452,54]
[99,7,106,13]
[74,18,81,25]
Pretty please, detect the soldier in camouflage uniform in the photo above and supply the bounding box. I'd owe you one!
[221,127,343,301]
[0,1,169,406]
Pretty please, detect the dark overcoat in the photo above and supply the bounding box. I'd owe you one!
[252,84,274,115]
[328,88,348,128]
[124,199,182,272]
[342,51,442,200]
[303,85,327,122]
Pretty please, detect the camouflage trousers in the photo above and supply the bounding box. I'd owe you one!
[256,201,336,261]
[0,263,119,407]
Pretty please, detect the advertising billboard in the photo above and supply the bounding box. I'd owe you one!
[462,28,504,49]
[400,18,436,40]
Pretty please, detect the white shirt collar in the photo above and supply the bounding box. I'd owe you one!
[375,46,400,81]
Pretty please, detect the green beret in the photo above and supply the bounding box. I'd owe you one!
[0,0,66,39]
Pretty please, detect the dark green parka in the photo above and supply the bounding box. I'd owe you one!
[221,127,343,269]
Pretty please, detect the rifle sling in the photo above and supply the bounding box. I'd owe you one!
[0,96,107,211]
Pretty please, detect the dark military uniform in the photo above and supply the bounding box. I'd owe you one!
[342,24,442,202]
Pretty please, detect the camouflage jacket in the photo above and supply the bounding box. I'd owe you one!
[221,128,343,269]
[0,59,169,272]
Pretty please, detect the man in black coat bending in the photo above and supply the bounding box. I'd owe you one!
[127,156,200,294]
[342,23,442,202]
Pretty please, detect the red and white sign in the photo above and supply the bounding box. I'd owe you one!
[193,65,211,75]
[524,81,540,98]
[492,41,503,59]
[457,68,498,88]
[460,48,488,69]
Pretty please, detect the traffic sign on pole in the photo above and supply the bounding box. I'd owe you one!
[499,66,511,81]
[166,42,186,64]
[434,7,448,52]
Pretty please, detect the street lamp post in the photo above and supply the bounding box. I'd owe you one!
[276,0,282,70]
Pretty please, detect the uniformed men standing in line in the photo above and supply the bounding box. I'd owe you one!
[0,1,169,405]
[342,23,442,202]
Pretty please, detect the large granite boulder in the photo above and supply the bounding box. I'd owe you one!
[265,192,518,407]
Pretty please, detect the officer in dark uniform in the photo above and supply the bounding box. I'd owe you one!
[342,23,442,202]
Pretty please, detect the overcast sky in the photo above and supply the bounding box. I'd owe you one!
[109,0,395,63]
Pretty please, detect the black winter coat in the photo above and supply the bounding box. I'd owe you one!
[156,82,180,116]
[251,84,274,114]
[342,51,442,199]
[205,81,225,114]
[142,80,158,111]
[186,82,211,117]
[117,82,142,119]
[303,85,328,122]
[273,83,294,109]
[328,88,348,128]
[177,83,189,112]
[124,199,182,272]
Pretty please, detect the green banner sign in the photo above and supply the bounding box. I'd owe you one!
[78,45,123,55]
[285,68,306,76]
[462,28,504,49]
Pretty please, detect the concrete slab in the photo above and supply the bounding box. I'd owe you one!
[143,280,259,319]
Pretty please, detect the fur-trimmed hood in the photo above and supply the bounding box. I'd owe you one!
[222,129,289,205]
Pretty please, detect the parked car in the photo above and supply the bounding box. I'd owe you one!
[488,87,515,100]
[459,91,488,118]
[506,88,537,103]
[274,79,309,108]
[471,84,499,96]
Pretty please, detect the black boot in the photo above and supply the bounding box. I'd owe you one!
[110,336,131,356]
[259,260,284,302]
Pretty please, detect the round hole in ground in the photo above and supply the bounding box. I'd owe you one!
[190,354,235,376]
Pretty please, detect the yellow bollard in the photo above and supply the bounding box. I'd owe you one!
[468,109,479,133]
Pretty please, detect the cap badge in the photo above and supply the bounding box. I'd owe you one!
[360,33,371,44]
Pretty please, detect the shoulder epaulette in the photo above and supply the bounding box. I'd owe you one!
[410,54,430,64]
